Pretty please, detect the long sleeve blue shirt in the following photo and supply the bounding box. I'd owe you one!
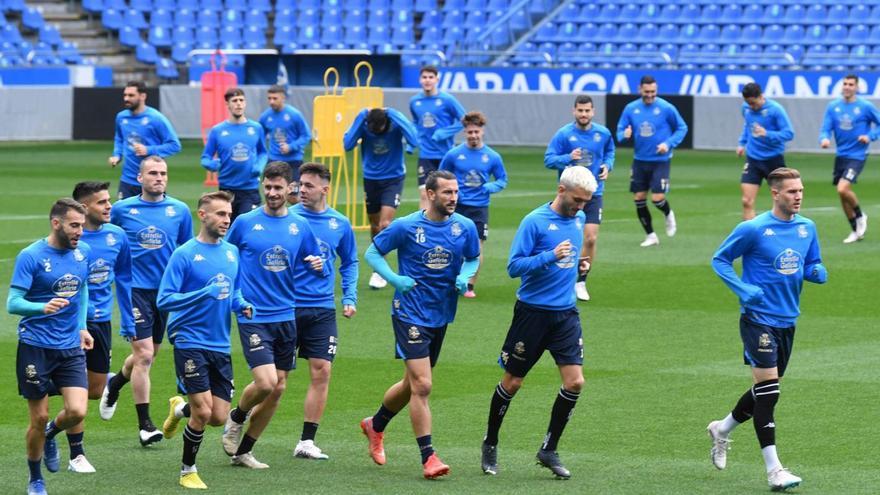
[545,122,615,197]
[201,120,269,190]
[819,97,880,160]
[343,108,419,180]
[112,106,181,186]
[81,224,134,333]
[259,104,312,162]
[712,211,826,327]
[110,194,193,289]
[291,204,359,309]
[439,143,508,207]
[409,91,466,159]
[616,97,688,162]
[738,99,795,160]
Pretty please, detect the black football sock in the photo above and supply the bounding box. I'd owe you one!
[371,404,397,433]
[484,382,514,446]
[135,403,152,429]
[182,425,204,467]
[301,422,319,442]
[67,432,85,459]
[751,379,780,448]
[653,198,671,216]
[235,434,257,456]
[541,387,580,452]
[635,200,653,234]
[416,435,434,463]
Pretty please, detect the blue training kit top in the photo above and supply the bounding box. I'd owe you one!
[819,97,880,160]
[409,91,466,159]
[738,99,795,161]
[201,120,269,190]
[112,106,181,186]
[545,122,615,197]
[439,143,508,207]
[616,97,688,162]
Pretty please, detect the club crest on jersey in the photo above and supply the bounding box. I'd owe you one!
[141,117,149,125]
[854,107,861,115]
[73,249,84,262]
[514,341,526,355]
[761,109,768,116]
[328,217,339,230]
[208,273,231,299]
[451,222,462,237]
[284,113,291,121]
[422,245,452,269]
[137,226,167,249]
[260,245,290,272]
[122,118,129,125]
[797,225,808,238]
[289,223,299,235]
[25,364,37,379]
[408,326,420,340]
[105,233,117,246]
[393,298,400,310]
[653,108,660,115]
[249,333,261,347]
[594,132,602,142]
[133,307,142,322]
[165,206,176,217]
[247,127,256,135]
[774,248,802,275]
[758,333,771,348]
[226,250,236,263]
[414,227,426,244]
[481,154,489,163]
[184,359,196,374]
[42,258,52,272]
[52,273,82,298]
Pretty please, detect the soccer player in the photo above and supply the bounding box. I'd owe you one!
[201,87,269,222]
[410,65,466,210]
[616,75,687,247]
[707,167,826,491]
[343,106,419,290]
[108,80,181,200]
[8,199,94,495]
[101,156,193,447]
[480,166,596,480]
[737,82,795,221]
[290,162,359,459]
[217,161,326,467]
[259,85,312,205]
[545,95,615,301]
[358,170,480,479]
[156,191,254,490]
[66,181,134,472]
[439,110,507,298]
[819,74,879,243]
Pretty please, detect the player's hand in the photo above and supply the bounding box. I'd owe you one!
[623,125,632,139]
[570,148,582,162]
[736,146,745,157]
[343,305,356,318]
[280,143,291,154]
[241,306,254,319]
[598,165,609,180]
[820,138,831,148]
[744,286,764,305]
[858,135,870,144]
[393,275,417,293]
[656,142,669,154]
[108,156,120,167]
[553,240,573,260]
[120,326,136,339]
[752,124,767,137]
[43,298,70,314]
[304,255,324,273]
[578,256,591,276]
[133,143,148,156]
[80,329,94,350]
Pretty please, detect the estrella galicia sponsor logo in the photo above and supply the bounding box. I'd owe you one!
[231,142,250,162]
[260,245,290,272]
[88,258,111,284]
[52,273,82,297]
[555,252,576,269]
[208,273,232,299]
[422,245,452,269]
[774,248,802,275]
[136,226,167,250]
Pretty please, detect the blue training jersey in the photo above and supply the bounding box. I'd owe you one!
[508,203,585,311]
[439,143,508,207]
[259,104,312,162]
[544,122,615,197]
[819,97,880,160]
[712,211,826,327]
[112,106,181,186]
[738,99,794,160]
[616,97,688,162]
[11,239,91,349]
[158,239,247,354]
[225,207,327,322]
[291,204,359,309]
[110,194,193,290]
[343,108,419,180]
[81,224,134,333]
[201,120,269,190]
[372,211,480,327]
[409,91,466,159]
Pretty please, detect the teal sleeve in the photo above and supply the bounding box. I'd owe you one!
[6,287,45,316]
[365,243,399,283]
[78,285,88,330]
[458,257,480,281]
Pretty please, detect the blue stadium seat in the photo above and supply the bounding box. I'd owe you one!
[785,44,803,64]
[486,0,507,11]
[805,5,825,24]
[742,4,762,22]
[597,4,619,23]
[618,22,638,42]
[414,0,434,12]
[464,10,484,29]
[320,24,341,45]
[344,8,365,25]
[826,24,847,43]
[741,24,762,43]
[297,25,318,45]
[123,9,148,29]
[119,26,141,47]
[150,8,173,28]
[721,24,742,43]
[369,0,391,10]
[760,44,788,68]
[1,26,23,44]
[174,9,196,28]
[720,4,741,23]
[783,4,804,23]
[849,5,869,23]
[575,22,597,42]
[220,25,241,45]
[157,57,179,79]
[245,9,267,29]
[848,24,869,44]
[827,5,848,24]
[509,8,529,31]
[22,7,45,31]
[803,45,827,69]
[464,0,485,10]
[222,9,244,29]
[297,8,319,26]
[636,23,658,43]
[177,0,198,8]
[392,0,413,11]
[200,0,222,9]
[659,4,680,23]
[870,25,880,43]
[697,24,719,42]
[274,8,294,28]
[619,4,638,20]
[763,5,784,25]
[172,26,194,43]
[527,0,550,16]
[243,25,264,47]
[555,21,577,42]
[558,2,578,22]
[58,41,83,63]
[718,44,742,69]
[392,25,413,45]
[224,0,245,10]
[658,23,678,41]
[135,41,157,64]
[130,0,151,12]
[804,25,825,45]
[38,25,61,45]
[367,25,390,45]
[419,25,440,45]
[196,9,219,28]
[577,4,598,23]
[419,9,440,29]
[596,23,616,41]
[195,26,218,45]
[680,4,700,23]
[442,9,462,28]
[273,25,293,45]
[763,24,783,44]
[640,4,660,23]
[442,26,462,44]
[556,41,580,65]
[783,25,803,44]
[870,6,880,24]
[323,8,342,26]
[3,0,25,13]
[534,21,556,43]
[148,25,171,47]
[488,24,509,49]
[700,4,720,24]
[248,0,271,12]
[82,0,103,14]
[680,23,699,43]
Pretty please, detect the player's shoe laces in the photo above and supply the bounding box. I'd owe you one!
[179,470,207,490]
[422,452,450,479]
[665,211,677,237]
[706,420,730,470]
[359,417,386,465]
[27,478,47,495]
[99,372,118,420]
[536,449,571,480]
[574,281,590,301]
[67,455,96,473]
[463,289,476,298]
[231,452,269,469]
[855,213,868,238]
[481,442,498,475]
[294,440,329,460]
[163,396,185,439]
[369,272,388,290]
[138,422,163,447]
[640,232,660,247]
[43,426,60,473]
[768,466,802,491]
[221,415,245,456]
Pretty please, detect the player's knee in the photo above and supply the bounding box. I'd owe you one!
[88,386,103,401]
[741,195,754,208]
[378,219,392,231]
[190,404,211,424]
[254,377,278,397]
[311,362,332,384]
[208,411,227,426]
[564,375,585,393]
[31,412,50,428]
[409,376,432,397]
[67,405,88,423]
[502,374,523,394]
[836,182,850,195]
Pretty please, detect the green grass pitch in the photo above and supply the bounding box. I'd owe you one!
[0,141,877,494]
